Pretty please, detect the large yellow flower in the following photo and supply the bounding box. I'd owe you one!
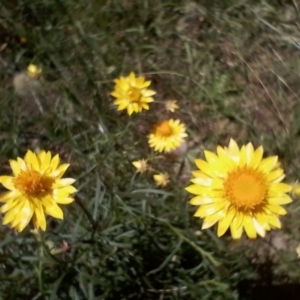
[0,150,77,232]
[148,119,188,152]
[111,72,156,115]
[186,139,292,239]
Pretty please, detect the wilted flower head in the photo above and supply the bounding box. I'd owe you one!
[148,119,188,153]
[186,139,292,239]
[0,150,77,232]
[154,173,170,187]
[132,159,148,174]
[27,64,42,79]
[111,72,156,115]
[165,100,179,112]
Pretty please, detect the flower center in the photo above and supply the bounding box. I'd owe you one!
[155,121,173,137]
[14,169,54,197]
[224,167,267,209]
[129,87,141,102]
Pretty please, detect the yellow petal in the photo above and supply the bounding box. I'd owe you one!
[127,105,134,115]
[232,211,244,231]
[0,190,20,202]
[0,176,15,190]
[267,215,281,228]
[44,202,63,219]
[50,154,60,171]
[230,220,243,239]
[53,186,78,197]
[243,215,257,239]
[255,212,270,229]
[194,202,227,218]
[268,195,292,205]
[238,145,247,166]
[9,159,21,176]
[268,183,292,196]
[258,156,278,173]
[53,178,76,188]
[202,211,224,229]
[195,159,218,178]
[2,201,24,225]
[191,176,213,186]
[245,143,254,164]
[24,150,40,170]
[191,170,207,178]
[266,204,287,215]
[217,208,235,237]
[227,139,240,162]
[204,151,219,164]
[216,148,235,173]
[34,205,46,231]
[53,196,74,204]
[51,163,70,178]
[252,218,266,237]
[190,196,223,205]
[249,146,263,168]
[13,200,33,232]
[186,184,222,197]
[267,169,284,182]
[0,196,20,213]
[38,151,52,169]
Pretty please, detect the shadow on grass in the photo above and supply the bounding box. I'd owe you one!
[239,283,300,300]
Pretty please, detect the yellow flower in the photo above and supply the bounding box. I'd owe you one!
[132,159,148,174]
[148,119,188,153]
[0,150,77,232]
[291,181,300,196]
[27,64,42,79]
[111,72,156,115]
[165,100,179,112]
[154,173,170,187]
[186,139,292,239]
[296,244,300,258]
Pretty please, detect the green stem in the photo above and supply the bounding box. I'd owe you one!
[75,195,98,230]
[164,222,220,267]
[36,230,44,293]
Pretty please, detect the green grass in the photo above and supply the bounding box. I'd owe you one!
[1,0,300,299]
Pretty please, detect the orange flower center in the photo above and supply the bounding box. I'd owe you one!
[155,121,173,137]
[129,87,141,102]
[224,167,267,209]
[14,169,54,197]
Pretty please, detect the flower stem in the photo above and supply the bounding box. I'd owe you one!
[74,194,98,230]
[164,221,220,267]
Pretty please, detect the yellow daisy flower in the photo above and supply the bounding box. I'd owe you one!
[165,100,179,112]
[154,173,170,187]
[132,159,148,174]
[111,72,156,115]
[186,139,292,239]
[0,150,77,232]
[27,64,42,79]
[148,119,188,153]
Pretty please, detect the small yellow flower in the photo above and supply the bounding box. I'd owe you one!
[148,119,188,153]
[291,181,300,196]
[296,244,300,258]
[186,139,292,239]
[27,64,42,79]
[111,72,156,115]
[0,150,77,232]
[132,159,148,174]
[154,173,170,187]
[165,100,179,112]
